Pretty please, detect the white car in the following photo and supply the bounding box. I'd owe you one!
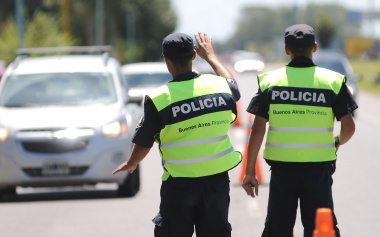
[0,46,141,199]
[121,62,172,104]
[231,50,265,73]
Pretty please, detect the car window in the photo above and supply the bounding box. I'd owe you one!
[124,73,171,87]
[0,72,117,107]
[314,60,347,75]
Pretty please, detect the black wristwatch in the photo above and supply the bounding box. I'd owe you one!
[334,136,340,147]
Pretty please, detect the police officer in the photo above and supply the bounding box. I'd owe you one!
[241,24,357,237]
[113,32,242,237]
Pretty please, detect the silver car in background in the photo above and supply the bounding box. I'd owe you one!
[121,62,172,104]
[0,46,141,199]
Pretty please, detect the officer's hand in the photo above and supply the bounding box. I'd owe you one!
[194,32,215,60]
[241,174,259,198]
[112,161,137,175]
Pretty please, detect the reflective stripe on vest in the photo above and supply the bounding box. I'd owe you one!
[258,66,345,162]
[160,135,228,148]
[163,146,234,165]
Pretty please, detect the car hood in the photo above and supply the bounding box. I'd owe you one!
[0,104,123,129]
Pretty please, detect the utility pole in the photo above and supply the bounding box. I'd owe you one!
[126,0,136,62]
[15,0,24,48]
[95,0,104,45]
[60,0,70,34]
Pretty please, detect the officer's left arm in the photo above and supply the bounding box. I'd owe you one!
[194,32,235,79]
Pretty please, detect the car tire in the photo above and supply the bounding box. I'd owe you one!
[117,165,140,197]
[0,187,17,202]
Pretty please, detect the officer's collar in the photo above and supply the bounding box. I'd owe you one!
[172,71,201,82]
[287,56,316,68]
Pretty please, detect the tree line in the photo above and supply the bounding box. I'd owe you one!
[0,1,356,65]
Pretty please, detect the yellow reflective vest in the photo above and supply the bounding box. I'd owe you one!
[259,66,345,162]
[148,74,241,180]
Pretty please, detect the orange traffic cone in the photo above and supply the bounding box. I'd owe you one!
[238,114,263,184]
[232,101,242,127]
[313,208,336,237]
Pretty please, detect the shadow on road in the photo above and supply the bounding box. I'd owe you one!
[0,187,130,203]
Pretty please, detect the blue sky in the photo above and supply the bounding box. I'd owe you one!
[171,0,378,42]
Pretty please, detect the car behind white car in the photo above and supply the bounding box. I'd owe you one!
[121,62,172,104]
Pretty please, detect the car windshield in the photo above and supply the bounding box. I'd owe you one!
[124,73,171,87]
[314,60,347,75]
[0,72,117,107]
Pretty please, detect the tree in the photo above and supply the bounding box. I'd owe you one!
[315,16,336,49]
[0,0,177,63]
[224,3,349,57]
[0,11,77,64]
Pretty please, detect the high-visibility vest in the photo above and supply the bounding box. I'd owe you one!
[148,74,242,180]
[258,66,345,162]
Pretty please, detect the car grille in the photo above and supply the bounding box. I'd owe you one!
[22,140,89,154]
[17,128,93,154]
[23,166,89,177]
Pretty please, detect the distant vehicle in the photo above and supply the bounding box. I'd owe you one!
[0,46,141,199]
[313,50,359,101]
[231,50,265,73]
[121,62,172,104]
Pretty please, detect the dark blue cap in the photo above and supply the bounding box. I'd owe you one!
[285,24,315,47]
[161,33,194,58]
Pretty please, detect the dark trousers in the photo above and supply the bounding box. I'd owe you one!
[261,163,341,237]
[153,172,232,237]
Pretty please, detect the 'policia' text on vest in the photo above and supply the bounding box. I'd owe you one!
[271,90,326,103]
[172,96,227,117]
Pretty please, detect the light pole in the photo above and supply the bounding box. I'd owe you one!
[15,0,24,48]
[96,0,104,45]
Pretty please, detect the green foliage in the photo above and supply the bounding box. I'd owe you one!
[351,59,380,96]
[0,20,18,63]
[24,11,77,48]
[224,4,350,56]
[0,0,176,64]
[0,12,77,64]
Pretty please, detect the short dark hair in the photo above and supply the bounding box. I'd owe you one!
[287,44,314,57]
[168,54,193,67]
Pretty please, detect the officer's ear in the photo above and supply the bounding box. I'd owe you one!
[285,45,291,56]
[312,42,318,53]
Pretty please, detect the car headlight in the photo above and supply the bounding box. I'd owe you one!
[102,121,127,137]
[0,127,9,142]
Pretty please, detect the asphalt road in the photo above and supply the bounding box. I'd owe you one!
[1,65,379,237]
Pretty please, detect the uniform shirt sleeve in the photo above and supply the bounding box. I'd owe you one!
[226,78,241,101]
[131,97,161,148]
[333,81,358,120]
[246,76,269,119]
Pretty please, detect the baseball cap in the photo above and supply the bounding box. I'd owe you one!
[285,24,315,48]
[161,33,194,58]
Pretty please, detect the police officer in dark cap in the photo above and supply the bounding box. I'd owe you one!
[242,24,358,237]
[113,32,242,237]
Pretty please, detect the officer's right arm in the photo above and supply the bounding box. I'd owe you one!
[112,144,150,174]
[335,113,355,150]
[242,115,267,198]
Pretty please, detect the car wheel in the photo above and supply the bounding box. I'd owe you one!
[0,187,17,202]
[117,165,140,197]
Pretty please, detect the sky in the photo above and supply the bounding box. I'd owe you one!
[171,0,379,42]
